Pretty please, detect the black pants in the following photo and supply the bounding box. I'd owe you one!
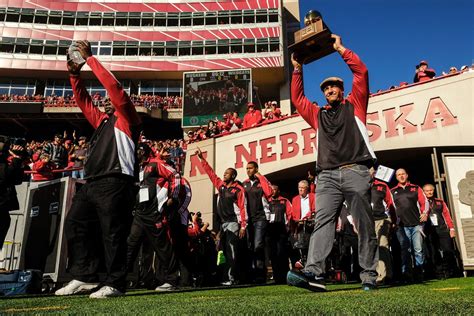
[126,215,179,286]
[0,210,11,250]
[65,176,136,292]
[426,228,458,278]
[247,220,268,283]
[266,223,289,284]
[341,234,361,281]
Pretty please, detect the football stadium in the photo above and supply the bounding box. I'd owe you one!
[0,0,473,313]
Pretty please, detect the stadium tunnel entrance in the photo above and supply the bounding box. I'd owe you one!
[261,146,473,202]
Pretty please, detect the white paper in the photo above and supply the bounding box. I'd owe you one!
[139,187,149,203]
[156,185,169,213]
[347,215,354,226]
[375,165,395,183]
[139,170,144,182]
[430,214,439,226]
[270,213,276,223]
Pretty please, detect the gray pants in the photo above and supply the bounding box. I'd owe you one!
[221,222,240,282]
[303,164,378,284]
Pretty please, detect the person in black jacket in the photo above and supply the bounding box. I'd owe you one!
[0,136,25,248]
[55,41,141,299]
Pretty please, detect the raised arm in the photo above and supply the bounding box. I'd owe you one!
[87,57,141,126]
[156,160,182,200]
[195,148,224,190]
[344,49,369,123]
[290,53,319,130]
[70,75,107,129]
[74,40,141,126]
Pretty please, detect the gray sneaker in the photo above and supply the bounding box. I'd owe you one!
[55,280,98,296]
[89,286,124,299]
[155,283,177,292]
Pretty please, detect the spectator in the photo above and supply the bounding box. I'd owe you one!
[71,136,88,179]
[205,120,220,138]
[391,168,429,283]
[42,134,68,170]
[227,112,243,132]
[243,102,262,129]
[32,153,56,181]
[414,60,436,83]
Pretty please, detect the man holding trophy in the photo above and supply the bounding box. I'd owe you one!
[287,11,378,292]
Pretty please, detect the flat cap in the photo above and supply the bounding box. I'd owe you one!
[320,77,344,91]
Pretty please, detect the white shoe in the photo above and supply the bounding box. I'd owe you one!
[89,286,124,299]
[155,283,177,292]
[220,281,234,286]
[55,280,98,296]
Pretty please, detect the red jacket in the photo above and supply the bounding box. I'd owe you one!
[290,193,316,222]
[414,68,436,83]
[32,160,55,181]
[243,109,262,129]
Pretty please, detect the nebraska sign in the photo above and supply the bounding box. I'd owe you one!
[188,72,473,177]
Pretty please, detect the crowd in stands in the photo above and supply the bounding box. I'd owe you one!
[372,61,472,95]
[185,100,288,143]
[18,131,187,181]
[0,93,182,110]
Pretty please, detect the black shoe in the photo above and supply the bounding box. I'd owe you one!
[287,270,326,292]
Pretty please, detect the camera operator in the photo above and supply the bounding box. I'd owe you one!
[0,136,26,248]
[187,211,217,287]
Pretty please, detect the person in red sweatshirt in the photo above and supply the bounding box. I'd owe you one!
[287,34,378,292]
[242,102,262,129]
[55,40,141,299]
[195,147,247,286]
[289,180,316,270]
[413,60,436,83]
[32,154,56,181]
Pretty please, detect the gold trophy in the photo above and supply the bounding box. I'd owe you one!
[289,10,335,64]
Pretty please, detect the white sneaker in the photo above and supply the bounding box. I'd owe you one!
[220,281,234,286]
[55,280,98,296]
[89,286,124,299]
[155,283,177,292]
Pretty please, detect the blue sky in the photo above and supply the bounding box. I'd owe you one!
[297,0,473,105]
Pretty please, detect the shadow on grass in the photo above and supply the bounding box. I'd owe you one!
[0,278,460,300]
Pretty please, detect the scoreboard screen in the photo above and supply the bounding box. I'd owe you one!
[182,69,252,127]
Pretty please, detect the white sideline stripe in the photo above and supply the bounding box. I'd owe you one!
[355,116,377,159]
[114,127,135,177]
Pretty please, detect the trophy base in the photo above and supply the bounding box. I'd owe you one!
[289,28,336,64]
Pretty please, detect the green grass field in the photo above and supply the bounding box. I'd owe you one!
[1,277,473,314]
